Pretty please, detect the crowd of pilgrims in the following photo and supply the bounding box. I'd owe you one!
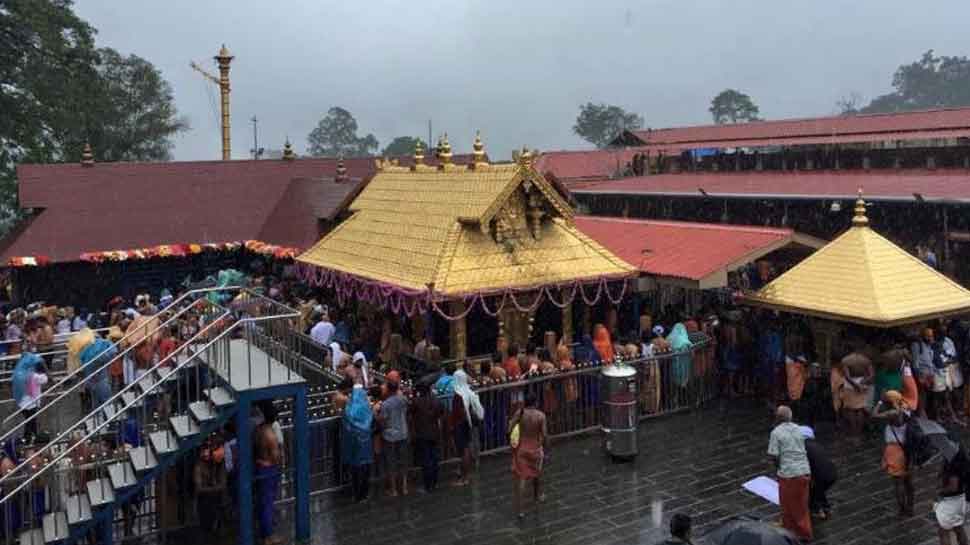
[9,265,970,543]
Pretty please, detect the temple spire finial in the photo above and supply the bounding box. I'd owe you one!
[472,130,488,168]
[413,138,425,168]
[282,139,295,161]
[852,187,869,227]
[81,143,94,167]
[438,133,452,167]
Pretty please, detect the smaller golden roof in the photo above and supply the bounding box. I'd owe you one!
[745,191,970,327]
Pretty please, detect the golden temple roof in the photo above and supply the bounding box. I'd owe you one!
[745,192,970,327]
[297,145,635,296]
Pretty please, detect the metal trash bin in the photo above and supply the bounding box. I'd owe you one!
[601,364,639,459]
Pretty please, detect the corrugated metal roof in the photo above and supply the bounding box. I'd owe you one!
[744,198,970,327]
[574,216,821,287]
[625,107,970,148]
[297,163,635,295]
[573,170,970,202]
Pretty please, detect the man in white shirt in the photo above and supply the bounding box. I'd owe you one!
[310,313,335,347]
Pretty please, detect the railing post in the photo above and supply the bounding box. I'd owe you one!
[236,396,254,545]
[293,386,310,541]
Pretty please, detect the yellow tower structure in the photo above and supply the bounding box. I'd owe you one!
[191,45,234,160]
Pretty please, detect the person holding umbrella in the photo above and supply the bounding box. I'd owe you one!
[800,426,837,520]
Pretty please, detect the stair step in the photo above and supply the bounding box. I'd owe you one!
[84,414,107,436]
[101,402,118,422]
[86,478,114,508]
[121,390,141,409]
[157,366,178,383]
[128,446,158,473]
[108,461,138,490]
[136,371,158,394]
[169,415,200,440]
[149,430,179,456]
[18,528,43,545]
[205,387,234,408]
[189,400,217,423]
[66,494,92,525]
[42,511,68,543]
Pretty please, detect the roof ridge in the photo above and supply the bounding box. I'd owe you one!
[576,215,793,234]
[854,227,886,321]
[638,105,970,137]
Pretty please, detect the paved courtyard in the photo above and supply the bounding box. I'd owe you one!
[277,400,955,545]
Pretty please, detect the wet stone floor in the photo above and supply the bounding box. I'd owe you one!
[275,400,956,545]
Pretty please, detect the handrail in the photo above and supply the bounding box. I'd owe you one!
[0,327,111,348]
[0,307,233,501]
[0,288,298,501]
[0,286,240,439]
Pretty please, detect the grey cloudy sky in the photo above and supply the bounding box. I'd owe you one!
[75,0,970,162]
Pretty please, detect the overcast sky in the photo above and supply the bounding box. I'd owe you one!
[75,0,970,162]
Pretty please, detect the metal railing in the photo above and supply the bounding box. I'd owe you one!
[0,287,240,445]
[0,289,303,544]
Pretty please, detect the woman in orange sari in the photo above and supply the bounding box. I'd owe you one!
[592,324,615,363]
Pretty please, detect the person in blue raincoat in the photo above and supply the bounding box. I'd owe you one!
[342,385,374,503]
[12,352,46,439]
[668,323,694,389]
[79,337,116,410]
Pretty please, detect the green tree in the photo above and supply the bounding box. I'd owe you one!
[573,102,644,148]
[306,107,379,157]
[382,136,426,158]
[709,89,761,124]
[0,0,99,229]
[0,1,187,233]
[862,50,970,113]
[88,48,188,161]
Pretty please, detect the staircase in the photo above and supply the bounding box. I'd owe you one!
[0,286,234,449]
[0,289,310,545]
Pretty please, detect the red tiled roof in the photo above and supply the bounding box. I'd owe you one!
[534,149,642,182]
[5,158,370,264]
[624,107,970,149]
[575,216,812,285]
[5,154,484,264]
[573,169,970,202]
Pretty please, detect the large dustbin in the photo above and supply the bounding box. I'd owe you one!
[601,364,639,459]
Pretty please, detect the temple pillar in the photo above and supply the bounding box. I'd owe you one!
[544,331,558,363]
[562,303,574,345]
[449,300,467,360]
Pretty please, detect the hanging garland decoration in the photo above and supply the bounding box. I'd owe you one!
[479,292,509,318]
[509,288,545,314]
[294,262,633,321]
[579,278,604,306]
[543,282,578,309]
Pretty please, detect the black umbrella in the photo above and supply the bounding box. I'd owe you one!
[705,517,800,545]
[908,417,960,466]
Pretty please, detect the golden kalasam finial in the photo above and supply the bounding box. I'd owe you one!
[472,130,488,168]
[852,187,869,227]
[516,145,534,166]
[282,139,295,161]
[438,133,453,166]
[81,142,94,166]
[413,139,425,167]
